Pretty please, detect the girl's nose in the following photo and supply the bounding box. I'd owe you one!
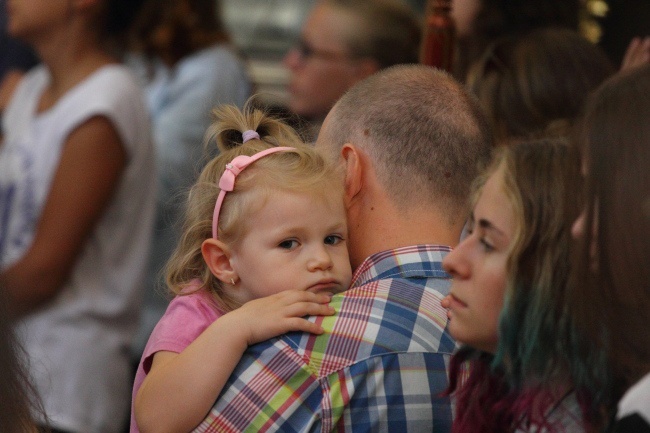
[442,239,470,279]
[308,246,333,272]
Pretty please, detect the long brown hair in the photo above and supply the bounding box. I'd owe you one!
[571,64,650,426]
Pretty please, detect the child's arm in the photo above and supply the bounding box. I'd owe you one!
[134,290,335,433]
[1,117,126,315]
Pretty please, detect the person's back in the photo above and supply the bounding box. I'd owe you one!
[196,64,492,432]
[0,0,155,430]
[126,0,252,370]
[282,0,421,141]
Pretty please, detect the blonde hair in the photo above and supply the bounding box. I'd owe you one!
[164,101,342,311]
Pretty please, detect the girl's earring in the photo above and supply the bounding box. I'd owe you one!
[230,278,236,286]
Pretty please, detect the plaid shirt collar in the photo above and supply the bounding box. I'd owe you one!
[351,244,453,288]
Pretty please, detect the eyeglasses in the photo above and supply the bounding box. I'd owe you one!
[293,39,352,62]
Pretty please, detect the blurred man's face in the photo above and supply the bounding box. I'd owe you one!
[283,4,366,121]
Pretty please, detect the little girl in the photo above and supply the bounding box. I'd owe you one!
[131,103,352,433]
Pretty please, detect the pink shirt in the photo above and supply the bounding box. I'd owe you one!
[130,283,224,432]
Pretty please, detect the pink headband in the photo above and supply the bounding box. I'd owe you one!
[212,146,295,239]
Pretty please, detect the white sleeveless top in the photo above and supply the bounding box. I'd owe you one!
[0,64,156,432]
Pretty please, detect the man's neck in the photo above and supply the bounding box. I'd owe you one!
[347,198,463,271]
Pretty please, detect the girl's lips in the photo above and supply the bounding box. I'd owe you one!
[447,293,468,310]
[307,281,340,294]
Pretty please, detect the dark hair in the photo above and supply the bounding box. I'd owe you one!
[467,28,614,144]
[454,0,581,81]
[106,0,148,36]
[0,290,44,432]
[98,0,148,55]
[569,64,650,428]
[129,0,230,65]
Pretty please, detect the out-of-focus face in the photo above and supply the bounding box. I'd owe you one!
[229,187,352,302]
[283,3,369,121]
[441,167,517,353]
[6,0,69,43]
[451,0,482,38]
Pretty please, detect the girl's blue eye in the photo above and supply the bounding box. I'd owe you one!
[324,235,343,245]
[278,240,299,249]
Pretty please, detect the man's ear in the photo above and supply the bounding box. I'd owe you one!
[341,143,364,205]
[201,239,238,285]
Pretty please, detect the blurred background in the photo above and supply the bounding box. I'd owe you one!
[220,0,426,106]
[219,0,646,108]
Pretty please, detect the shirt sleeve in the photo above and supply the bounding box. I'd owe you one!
[141,291,222,374]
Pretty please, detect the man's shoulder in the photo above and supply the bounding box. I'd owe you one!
[200,253,457,432]
[275,273,455,377]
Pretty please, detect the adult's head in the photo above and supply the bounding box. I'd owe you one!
[316,64,492,268]
[467,28,614,145]
[7,0,147,56]
[444,140,582,355]
[443,139,584,431]
[453,0,580,80]
[570,64,650,411]
[129,0,230,66]
[283,0,421,122]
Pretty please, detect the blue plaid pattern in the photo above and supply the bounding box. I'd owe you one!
[195,245,456,432]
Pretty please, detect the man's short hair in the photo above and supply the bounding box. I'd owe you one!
[327,64,493,222]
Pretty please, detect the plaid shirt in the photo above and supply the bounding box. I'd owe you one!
[195,245,456,433]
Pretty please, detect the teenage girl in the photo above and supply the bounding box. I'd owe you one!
[131,103,352,433]
[442,140,588,432]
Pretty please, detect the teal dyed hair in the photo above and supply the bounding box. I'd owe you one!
[491,139,613,427]
[447,139,606,432]
[492,140,582,382]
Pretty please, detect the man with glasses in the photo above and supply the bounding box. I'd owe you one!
[283,0,421,141]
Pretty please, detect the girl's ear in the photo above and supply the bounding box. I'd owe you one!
[201,239,238,285]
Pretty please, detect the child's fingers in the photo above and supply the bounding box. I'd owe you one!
[283,300,335,318]
[283,317,326,335]
[268,290,333,307]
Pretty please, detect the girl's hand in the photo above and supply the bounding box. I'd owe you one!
[135,291,334,433]
[225,290,335,346]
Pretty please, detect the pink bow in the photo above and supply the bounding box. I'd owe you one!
[211,147,295,239]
